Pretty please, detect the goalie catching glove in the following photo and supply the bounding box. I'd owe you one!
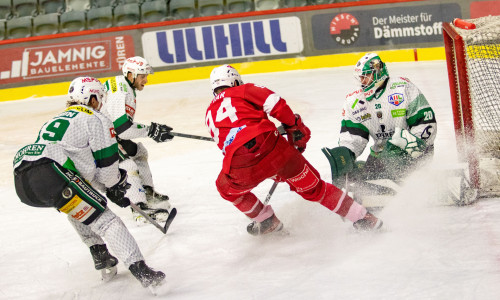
[282,114,311,153]
[384,127,426,159]
[106,169,131,208]
[148,122,174,143]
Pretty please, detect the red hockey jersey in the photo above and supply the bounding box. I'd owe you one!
[205,83,296,173]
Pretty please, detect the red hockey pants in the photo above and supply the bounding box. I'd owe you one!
[216,130,367,222]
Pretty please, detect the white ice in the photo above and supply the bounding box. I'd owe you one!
[0,61,499,300]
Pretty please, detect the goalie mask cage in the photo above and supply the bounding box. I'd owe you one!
[443,16,500,196]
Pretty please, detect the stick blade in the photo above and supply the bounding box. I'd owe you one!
[162,208,177,234]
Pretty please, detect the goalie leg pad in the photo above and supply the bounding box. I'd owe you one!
[321,146,356,182]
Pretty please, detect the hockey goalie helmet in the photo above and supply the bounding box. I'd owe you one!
[354,53,389,95]
[68,77,107,110]
[210,64,243,95]
[122,56,154,79]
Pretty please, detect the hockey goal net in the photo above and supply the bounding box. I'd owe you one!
[443,16,500,197]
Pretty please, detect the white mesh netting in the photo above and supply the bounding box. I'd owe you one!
[451,16,500,193]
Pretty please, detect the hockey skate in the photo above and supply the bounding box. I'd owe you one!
[129,260,166,288]
[144,185,169,202]
[353,212,383,231]
[89,244,118,282]
[247,214,284,236]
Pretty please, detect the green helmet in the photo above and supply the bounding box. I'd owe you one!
[353,53,389,98]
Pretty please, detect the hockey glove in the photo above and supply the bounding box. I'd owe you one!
[321,146,356,185]
[148,122,174,143]
[282,114,311,153]
[385,127,426,159]
[106,169,131,208]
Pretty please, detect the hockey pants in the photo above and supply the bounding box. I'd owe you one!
[14,159,144,267]
[118,140,152,205]
[216,131,368,223]
[118,139,155,187]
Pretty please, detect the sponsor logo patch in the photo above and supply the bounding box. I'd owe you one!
[391,109,406,117]
[388,93,404,106]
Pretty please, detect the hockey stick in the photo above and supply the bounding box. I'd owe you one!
[170,132,213,141]
[170,125,285,142]
[129,203,177,234]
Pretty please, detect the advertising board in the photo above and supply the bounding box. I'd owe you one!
[142,17,304,67]
[0,35,134,85]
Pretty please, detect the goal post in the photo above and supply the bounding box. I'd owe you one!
[443,16,500,196]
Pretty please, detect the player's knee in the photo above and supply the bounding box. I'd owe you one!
[120,159,139,176]
[134,142,149,160]
[286,164,320,194]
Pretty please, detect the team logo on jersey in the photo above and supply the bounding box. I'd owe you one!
[109,127,116,138]
[388,93,404,106]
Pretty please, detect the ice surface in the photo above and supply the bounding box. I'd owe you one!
[0,61,499,299]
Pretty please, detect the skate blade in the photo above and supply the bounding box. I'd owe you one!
[101,266,117,282]
[147,278,166,295]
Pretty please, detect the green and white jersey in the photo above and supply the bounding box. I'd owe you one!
[339,77,437,158]
[13,105,121,189]
[101,75,149,140]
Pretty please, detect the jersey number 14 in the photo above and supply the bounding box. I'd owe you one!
[206,97,238,144]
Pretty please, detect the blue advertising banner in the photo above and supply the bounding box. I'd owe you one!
[142,17,304,67]
[311,3,461,50]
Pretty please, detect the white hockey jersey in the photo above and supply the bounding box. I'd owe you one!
[13,105,121,189]
[101,75,149,140]
[339,77,437,158]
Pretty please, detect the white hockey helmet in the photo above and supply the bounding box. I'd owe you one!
[122,56,154,79]
[353,53,389,96]
[68,76,107,109]
[210,64,243,95]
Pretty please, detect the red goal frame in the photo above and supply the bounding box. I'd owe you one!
[442,22,480,189]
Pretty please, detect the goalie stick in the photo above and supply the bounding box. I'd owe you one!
[130,203,177,234]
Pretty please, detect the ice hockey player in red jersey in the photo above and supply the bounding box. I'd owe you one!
[205,64,383,234]
[13,77,165,288]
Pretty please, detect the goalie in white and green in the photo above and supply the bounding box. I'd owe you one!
[322,53,437,186]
